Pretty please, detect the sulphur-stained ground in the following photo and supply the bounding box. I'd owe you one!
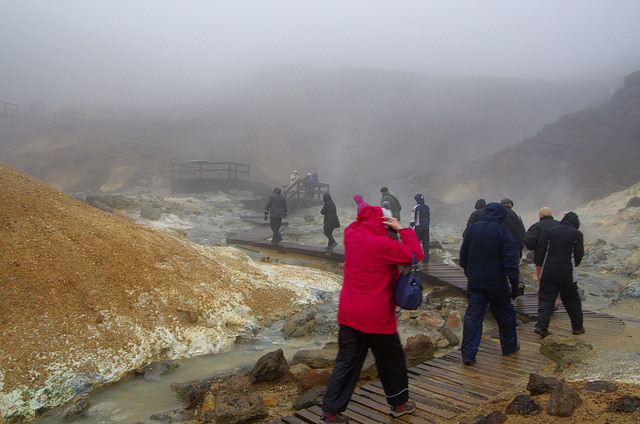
[0,163,343,421]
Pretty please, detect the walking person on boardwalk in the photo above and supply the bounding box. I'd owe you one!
[524,207,559,281]
[264,187,287,244]
[409,193,430,264]
[289,170,299,192]
[463,198,486,236]
[380,186,402,221]
[352,194,369,217]
[319,206,424,423]
[459,202,521,365]
[534,212,585,338]
[321,193,340,250]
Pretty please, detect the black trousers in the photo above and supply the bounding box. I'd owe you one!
[269,217,282,242]
[414,229,429,262]
[324,227,336,246]
[537,280,583,332]
[322,325,409,415]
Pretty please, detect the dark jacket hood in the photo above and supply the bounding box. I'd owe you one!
[560,212,580,229]
[323,193,332,202]
[474,198,487,210]
[414,194,425,204]
[482,202,506,224]
[272,187,282,194]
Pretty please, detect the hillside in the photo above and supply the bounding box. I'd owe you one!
[433,70,640,212]
[0,163,342,421]
[0,67,610,194]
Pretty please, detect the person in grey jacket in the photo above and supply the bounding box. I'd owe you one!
[264,187,287,244]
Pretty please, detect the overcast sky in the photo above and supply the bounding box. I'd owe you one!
[2,0,640,106]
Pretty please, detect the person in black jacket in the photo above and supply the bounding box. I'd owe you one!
[409,194,430,263]
[264,187,288,244]
[459,202,521,365]
[321,193,340,250]
[463,198,486,236]
[524,207,560,281]
[500,198,526,260]
[534,211,585,337]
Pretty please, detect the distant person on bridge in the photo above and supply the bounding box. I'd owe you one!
[289,170,299,192]
[409,193,430,264]
[310,172,319,199]
[459,202,521,365]
[264,187,287,244]
[380,187,402,221]
[320,206,424,423]
[321,193,340,250]
[352,194,369,216]
[500,198,526,261]
[534,211,585,338]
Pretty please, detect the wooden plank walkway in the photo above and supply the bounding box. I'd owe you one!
[226,232,625,424]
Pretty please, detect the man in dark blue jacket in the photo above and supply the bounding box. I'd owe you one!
[459,202,521,364]
[409,194,430,263]
[534,212,584,337]
[264,187,288,244]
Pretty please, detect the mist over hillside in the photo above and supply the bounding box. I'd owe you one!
[433,69,640,214]
[0,67,612,196]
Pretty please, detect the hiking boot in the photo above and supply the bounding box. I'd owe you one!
[329,241,339,249]
[319,412,349,423]
[463,358,475,366]
[534,327,550,338]
[572,327,585,335]
[503,341,520,356]
[390,400,416,417]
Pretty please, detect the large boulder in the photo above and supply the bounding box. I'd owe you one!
[404,333,436,367]
[249,349,290,384]
[540,335,593,372]
[546,382,582,417]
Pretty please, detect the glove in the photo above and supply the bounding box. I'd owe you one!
[264,210,268,220]
[511,283,525,300]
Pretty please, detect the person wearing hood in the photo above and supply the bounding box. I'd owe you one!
[524,207,560,281]
[352,194,369,216]
[459,202,521,365]
[264,187,287,244]
[534,212,585,338]
[409,193,430,264]
[463,198,486,236]
[289,170,299,192]
[321,193,340,250]
[320,206,423,423]
[380,186,402,221]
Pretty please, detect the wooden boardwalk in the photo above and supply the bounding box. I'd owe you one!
[226,232,625,424]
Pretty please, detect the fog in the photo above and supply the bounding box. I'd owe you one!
[2,0,640,106]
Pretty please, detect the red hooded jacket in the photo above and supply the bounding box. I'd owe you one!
[338,206,424,334]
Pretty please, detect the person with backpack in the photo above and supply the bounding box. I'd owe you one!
[264,187,287,244]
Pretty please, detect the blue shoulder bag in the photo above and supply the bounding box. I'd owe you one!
[394,253,423,310]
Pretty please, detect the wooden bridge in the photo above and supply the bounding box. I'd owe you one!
[171,161,269,194]
[225,230,625,424]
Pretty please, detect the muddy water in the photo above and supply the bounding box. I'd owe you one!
[31,251,343,423]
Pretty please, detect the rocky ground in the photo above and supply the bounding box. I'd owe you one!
[3,160,640,423]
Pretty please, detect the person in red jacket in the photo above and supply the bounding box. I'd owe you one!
[319,206,424,423]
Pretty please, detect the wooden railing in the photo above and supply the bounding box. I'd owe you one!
[1,101,19,116]
[171,161,250,181]
[283,179,330,201]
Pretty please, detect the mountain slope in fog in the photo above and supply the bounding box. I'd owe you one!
[434,70,640,212]
[0,67,611,193]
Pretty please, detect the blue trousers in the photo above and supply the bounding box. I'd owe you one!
[322,325,409,414]
[461,289,518,361]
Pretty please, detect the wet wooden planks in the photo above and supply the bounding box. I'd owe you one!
[232,237,625,423]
